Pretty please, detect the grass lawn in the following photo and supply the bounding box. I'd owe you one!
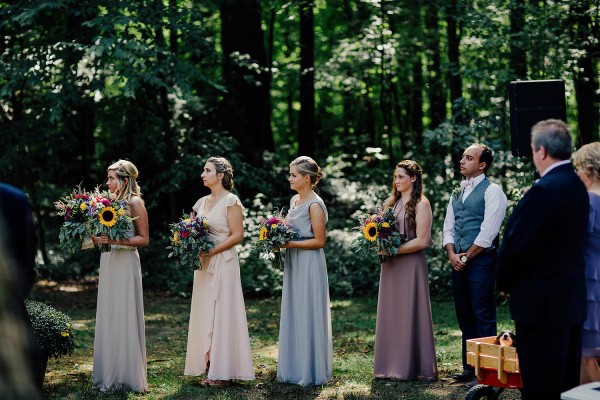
[33,281,521,399]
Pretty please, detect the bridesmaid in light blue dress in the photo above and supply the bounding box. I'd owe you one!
[277,156,333,386]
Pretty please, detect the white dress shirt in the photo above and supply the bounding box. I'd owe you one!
[442,174,508,249]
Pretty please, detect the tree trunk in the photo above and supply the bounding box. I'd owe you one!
[446,0,463,173]
[571,1,600,144]
[411,57,424,146]
[298,0,316,157]
[509,0,527,78]
[220,0,274,164]
[425,0,446,129]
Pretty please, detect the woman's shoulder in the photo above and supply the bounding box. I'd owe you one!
[224,192,243,208]
[417,195,431,209]
[192,195,208,212]
[128,195,145,207]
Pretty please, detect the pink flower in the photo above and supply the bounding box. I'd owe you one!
[100,198,111,207]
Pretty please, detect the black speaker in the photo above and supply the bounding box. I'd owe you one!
[509,80,566,157]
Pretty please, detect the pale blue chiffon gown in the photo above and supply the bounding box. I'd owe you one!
[277,194,333,386]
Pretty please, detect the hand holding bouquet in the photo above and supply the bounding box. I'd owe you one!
[88,189,136,252]
[167,212,216,270]
[351,207,405,262]
[55,187,135,253]
[252,209,299,269]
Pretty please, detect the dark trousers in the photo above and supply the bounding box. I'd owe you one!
[515,322,582,400]
[452,252,497,371]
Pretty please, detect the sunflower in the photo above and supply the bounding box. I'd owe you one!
[99,207,118,227]
[363,222,378,242]
[259,226,268,240]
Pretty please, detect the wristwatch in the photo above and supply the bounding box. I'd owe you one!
[460,255,468,263]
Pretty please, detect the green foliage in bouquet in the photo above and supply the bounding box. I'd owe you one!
[56,187,93,254]
[167,212,216,270]
[25,300,75,359]
[252,209,299,269]
[351,207,405,262]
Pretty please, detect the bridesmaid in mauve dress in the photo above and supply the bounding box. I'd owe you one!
[184,157,254,387]
[92,160,148,393]
[277,156,333,386]
[574,143,600,384]
[374,160,438,381]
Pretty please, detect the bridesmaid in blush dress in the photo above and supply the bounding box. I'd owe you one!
[92,160,148,393]
[574,143,600,384]
[184,157,254,387]
[277,156,333,386]
[374,160,438,381]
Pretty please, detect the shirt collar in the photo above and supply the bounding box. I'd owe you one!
[540,160,571,177]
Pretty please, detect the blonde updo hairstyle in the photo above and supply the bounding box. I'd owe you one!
[290,156,323,189]
[107,159,142,200]
[207,156,234,191]
[574,142,600,182]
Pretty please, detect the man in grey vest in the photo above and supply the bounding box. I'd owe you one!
[443,144,507,386]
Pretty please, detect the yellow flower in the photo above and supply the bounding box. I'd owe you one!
[271,224,277,229]
[61,331,69,337]
[173,232,179,244]
[117,208,126,216]
[80,203,87,211]
[363,222,378,242]
[259,227,268,240]
[98,207,117,227]
[381,222,390,228]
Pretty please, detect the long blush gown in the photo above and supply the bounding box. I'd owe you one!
[184,193,254,381]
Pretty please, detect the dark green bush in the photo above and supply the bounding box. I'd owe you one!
[25,300,75,359]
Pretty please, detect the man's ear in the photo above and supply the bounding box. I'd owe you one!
[479,162,486,171]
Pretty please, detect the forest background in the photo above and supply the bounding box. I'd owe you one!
[1,0,598,298]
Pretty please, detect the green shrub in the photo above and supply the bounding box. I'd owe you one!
[25,300,75,359]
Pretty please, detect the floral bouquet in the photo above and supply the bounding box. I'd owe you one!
[55,186,94,253]
[351,207,405,263]
[87,190,136,252]
[167,212,216,270]
[56,187,135,252]
[252,209,299,269]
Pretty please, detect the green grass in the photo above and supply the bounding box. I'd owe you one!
[35,284,520,399]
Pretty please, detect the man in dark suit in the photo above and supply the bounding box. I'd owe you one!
[497,119,589,400]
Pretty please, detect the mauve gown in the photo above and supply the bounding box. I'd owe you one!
[277,194,333,386]
[374,200,438,380]
[93,232,148,392]
[184,193,254,381]
[582,192,600,358]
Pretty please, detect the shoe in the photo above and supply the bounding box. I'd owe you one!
[465,378,478,388]
[450,371,475,382]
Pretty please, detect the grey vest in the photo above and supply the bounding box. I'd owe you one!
[452,178,490,253]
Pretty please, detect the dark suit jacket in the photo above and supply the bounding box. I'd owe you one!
[0,183,36,299]
[497,163,589,327]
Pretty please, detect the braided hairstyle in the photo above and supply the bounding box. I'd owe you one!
[383,160,423,228]
[107,160,142,201]
[207,157,234,191]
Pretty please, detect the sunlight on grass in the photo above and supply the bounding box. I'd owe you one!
[36,288,520,399]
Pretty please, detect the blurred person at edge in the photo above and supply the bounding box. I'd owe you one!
[0,183,41,398]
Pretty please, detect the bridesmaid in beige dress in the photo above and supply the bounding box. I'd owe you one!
[184,157,254,387]
[92,160,149,392]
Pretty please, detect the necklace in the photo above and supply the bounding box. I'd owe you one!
[206,190,228,210]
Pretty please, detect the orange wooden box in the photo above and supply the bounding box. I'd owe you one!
[466,336,521,386]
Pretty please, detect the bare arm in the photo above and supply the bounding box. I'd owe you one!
[100,196,149,247]
[282,203,327,250]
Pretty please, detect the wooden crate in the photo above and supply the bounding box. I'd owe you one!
[466,336,520,384]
